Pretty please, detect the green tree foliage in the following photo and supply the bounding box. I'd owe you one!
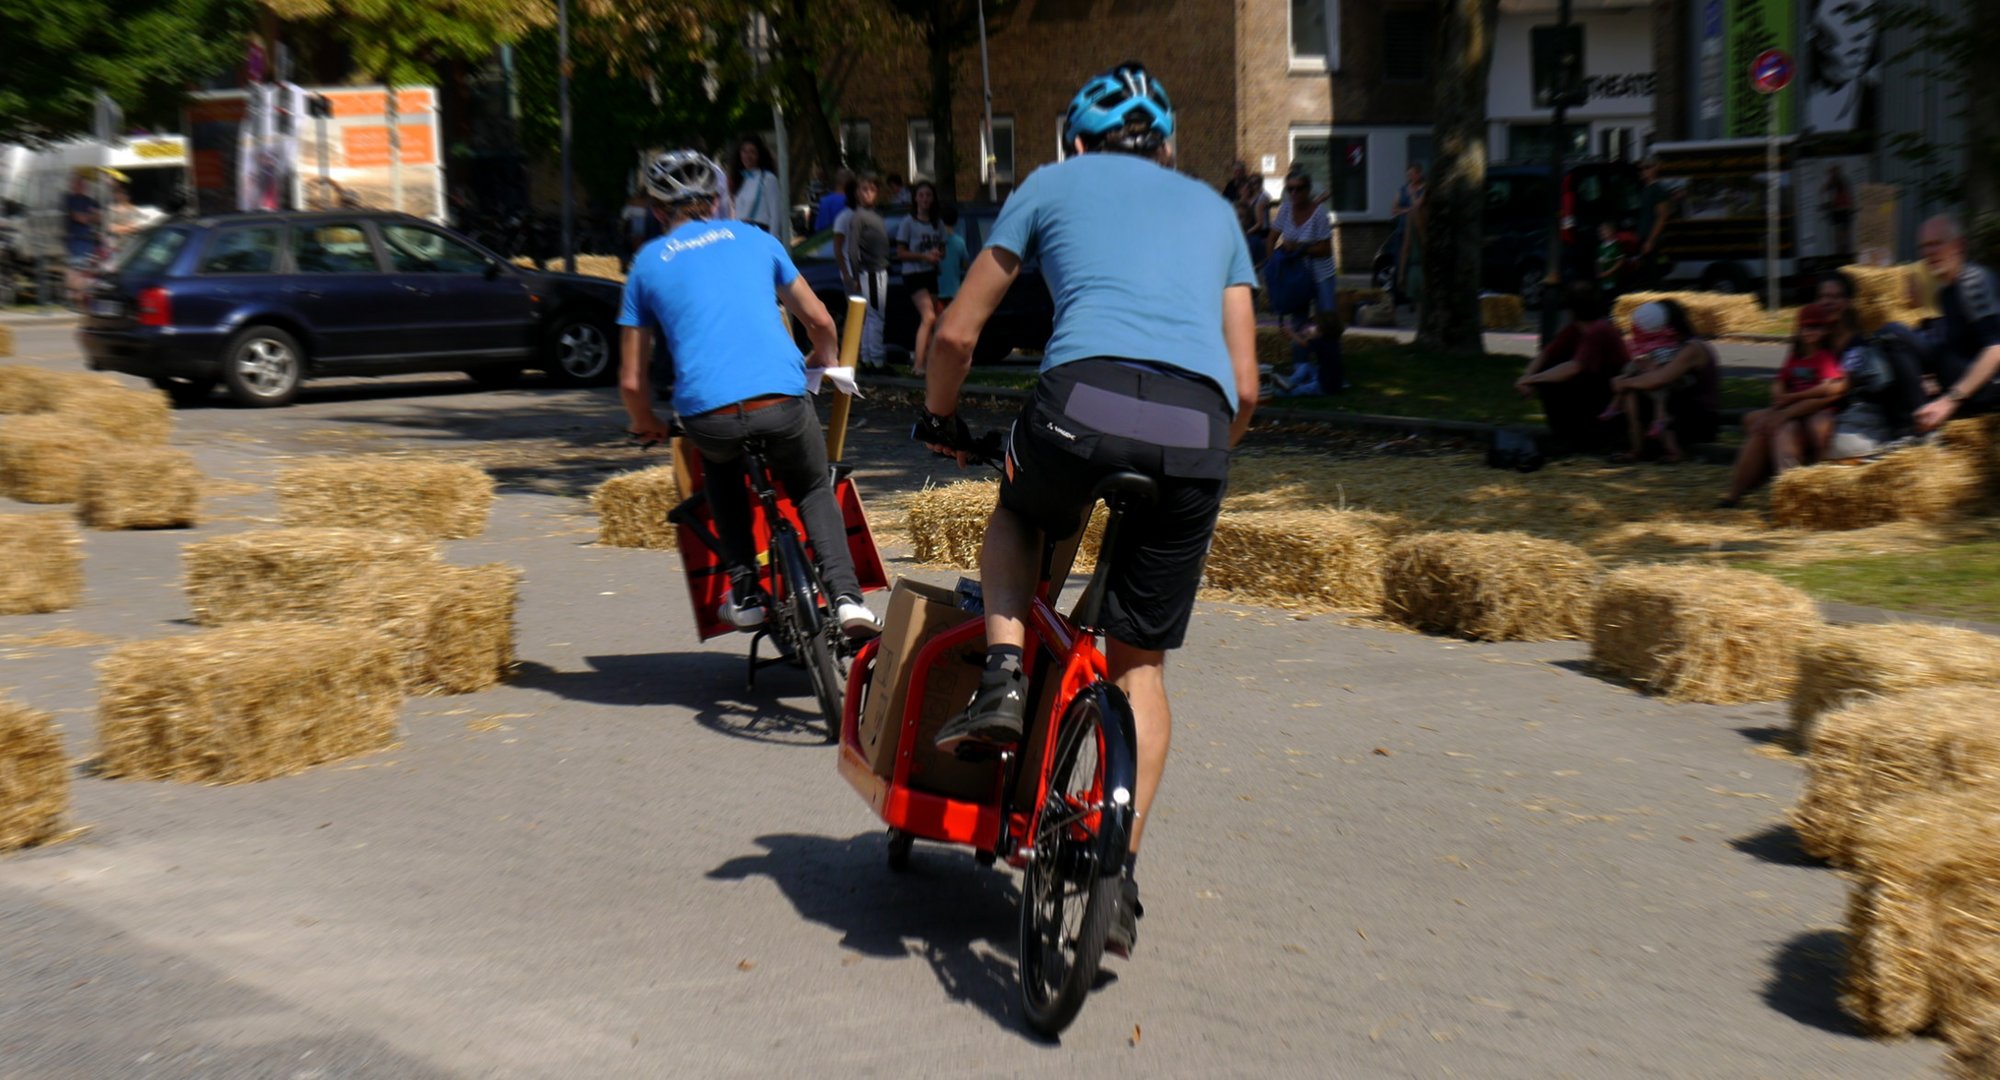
[882,0,1014,201]
[265,0,552,87]
[0,0,254,143]
[1874,0,2000,219]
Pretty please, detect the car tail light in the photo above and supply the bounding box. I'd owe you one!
[137,287,172,327]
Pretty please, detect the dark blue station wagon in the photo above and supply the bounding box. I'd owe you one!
[78,212,624,406]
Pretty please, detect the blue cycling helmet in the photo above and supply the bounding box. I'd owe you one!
[1064,62,1173,155]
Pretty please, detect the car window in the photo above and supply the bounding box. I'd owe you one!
[380,223,489,273]
[293,222,379,274]
[114,227,188,275]
[792,230,836,262]
[200,226,282,274]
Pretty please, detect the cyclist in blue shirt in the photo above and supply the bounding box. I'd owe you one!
[620,150,880,639]
[914,63,1259,958]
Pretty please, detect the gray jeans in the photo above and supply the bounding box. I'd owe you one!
[679,396,862,603]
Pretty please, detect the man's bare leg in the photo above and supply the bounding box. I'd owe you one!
[978,503,1038,651]
[1105,639,1169,854]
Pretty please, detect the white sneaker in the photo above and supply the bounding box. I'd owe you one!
[836,597,881,638]
[720,585,766,630]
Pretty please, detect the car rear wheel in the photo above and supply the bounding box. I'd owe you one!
[221,326,304,407]
[545,313,614,385]
[150,375,217,407]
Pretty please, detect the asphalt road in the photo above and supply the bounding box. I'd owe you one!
[0,320,1937,1078]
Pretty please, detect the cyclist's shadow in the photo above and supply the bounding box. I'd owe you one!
[511,653,831,746]
[707,832,1037,1036]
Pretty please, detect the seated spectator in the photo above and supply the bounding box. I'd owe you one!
[1719,302,1850,506]
[1610,298,1721,463]
[1514,283,1625,451]
[1913,215,2000,430]
[1600,301,1684,460]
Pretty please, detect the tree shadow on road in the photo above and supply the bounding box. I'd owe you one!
[510,653,833,747]
[706,832,1038,1040]
[1762,929,1863,1036]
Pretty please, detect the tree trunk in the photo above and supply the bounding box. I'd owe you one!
[927,5,958,201]
[1968,2,2000,219]
[776,0,843,180]
[1417,0,1498,354]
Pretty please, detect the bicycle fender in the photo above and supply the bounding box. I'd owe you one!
[1083,681,1140,876]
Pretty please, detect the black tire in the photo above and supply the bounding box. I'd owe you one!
[775,530,844,742]
[151,375,217,406]
[221,325,304,407]
[544,312,614,385]
[466,365,525,389]
[1019,687,1131,1038]
[887,829,915,871]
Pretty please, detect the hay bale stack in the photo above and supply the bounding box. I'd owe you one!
[1951,1016,2000,1080]
[1843,788,2000,1040]
[1591,565,1822,703]
[1772,443,1985,530]
[77,445,201,529]
[1941,415,2000,495]
[1207,510,1389,613]
[0,514,83,614]
[0,325,12,359]
[1840,264,1933,333]
[1613,292,1763,338]
[1383,531,1599,641]
[908,479,998,567]
[0,415,113,503]
[48,380,173,445]
[182,527,440,625]
[96,622,405,783]
[330,562,520,694]
[591,464,682,549]
[277,458,494,539]
[0,698,69,851]
[1794,685,2000,865]
[1791,623,2000,737]
[1480,294,1526,329]
[0,366,71,414]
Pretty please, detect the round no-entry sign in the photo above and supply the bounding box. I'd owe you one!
[1751,49,1794,94]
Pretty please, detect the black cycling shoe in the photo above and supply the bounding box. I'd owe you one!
[1105,876,1142,959]
[934,668,1027,756]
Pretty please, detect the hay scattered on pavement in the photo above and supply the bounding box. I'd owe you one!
[1791,622,2000,737]
[96,622,405,783]
[330,562,520,694]
[0,414,113,503]
[1591,565,1822,703]
[182,527,440,625]
[0,698,69,851]
[1206,510,1390,613]
[591,464,682,549]
[1383,531,1599,641]
[0,514,83,614]
[276,457,494,539]
[1794,685,2000,865]
[77,445,201,529]
[1772,443,1986,531]
[48,381,173,445]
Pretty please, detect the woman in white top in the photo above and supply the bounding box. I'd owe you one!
[1266,170,1344,396]
[892,181,947,374]
[728,135,782,234]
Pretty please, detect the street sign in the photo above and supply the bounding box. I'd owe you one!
[1751,49,1793,95]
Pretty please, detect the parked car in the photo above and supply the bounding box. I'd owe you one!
[77,211,623,406]
[1373,161,1641,309]
[791,203,1053,365]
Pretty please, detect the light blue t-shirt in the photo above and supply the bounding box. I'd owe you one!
[985,154,1256,409]
[618,219,803,418]
[937,232,970,298]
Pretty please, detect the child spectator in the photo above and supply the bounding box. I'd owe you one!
[935,203,969,309]
[1596,221,1631,299]
[1779,301,1849,452]
[1600,302,1687,460]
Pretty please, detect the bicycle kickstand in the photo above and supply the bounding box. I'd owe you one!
[745,630,768,692]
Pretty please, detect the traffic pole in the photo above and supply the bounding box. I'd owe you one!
[825,295,867,462]
[1538,0,1574,347]
[1766,98,1781,313]
[558,0,575,274]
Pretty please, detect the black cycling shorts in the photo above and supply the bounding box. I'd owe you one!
[998,359,1232,652]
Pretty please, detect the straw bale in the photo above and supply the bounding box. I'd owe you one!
[1951,1015,2000,1080]
[591,464,681,549]
[1794,685,2000,865]
[77,445,200,529]
[1613,292,1764,338]
[1942,415,2000,494]
[1480,294,1526,329]
[1791,623,2000,736]
[1844,788,2000,1039]
[1206,510,1389,612]
[0,698,68,851]
[1772,444,1985,530]
[182,527,440,625]
[1590,565,1822,703]
[277,457,494,539]
[0,366,73,414]
[96,622,404,783]
[0,415,113,503]
[328,561,520,694]
[906,479,1107,570]
[1383,531,1599,641]
[0,514,82,614]
[47,381,173,445]
[0,326,12,358]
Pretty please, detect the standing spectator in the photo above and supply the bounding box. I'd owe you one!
[1267,170,1343,395]
[804,163,829,210]
[1635,158,1675,289]
[105,184,149,240]
[1388,163,1424,302]
[1719,302,1849,504]
[619,191,651,273]
[1240,169,1272,267]
[881,173,910,212]
[1820,166,1855,255]
[1610,298,1723,463]
[1221,160,1253,203]
[832,175,860,286]
[62,170,100,303]
[841,174,891,369]
[935,202,969,309]
[815,168,851,234]
[728,134,783,234]
[1514,283,1625,451]
[893,181,947,375]
[1913,215,2000,430]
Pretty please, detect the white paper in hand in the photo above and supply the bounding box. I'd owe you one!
[806,366,863,398]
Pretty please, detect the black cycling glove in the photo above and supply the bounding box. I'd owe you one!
[911,408,972,453]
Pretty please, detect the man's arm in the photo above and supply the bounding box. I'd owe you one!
[618,326,668,444]
[1223,284,1258,446]
[1915,343,2000,430]
[778,275,839,369]
[927,247,1022,417]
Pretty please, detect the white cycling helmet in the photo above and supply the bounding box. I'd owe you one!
[643,149,721,206]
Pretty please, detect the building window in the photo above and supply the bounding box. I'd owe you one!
[907,118,936,181]
[1291,0,1328,68]
[840,120,872,170]
[1383,9,1436,83]
[1599,127,1636,163]
[982,116,1015,185]
[1507,123,1590,164]
[1289,132,1369,215]
[1405,134,1433,174]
